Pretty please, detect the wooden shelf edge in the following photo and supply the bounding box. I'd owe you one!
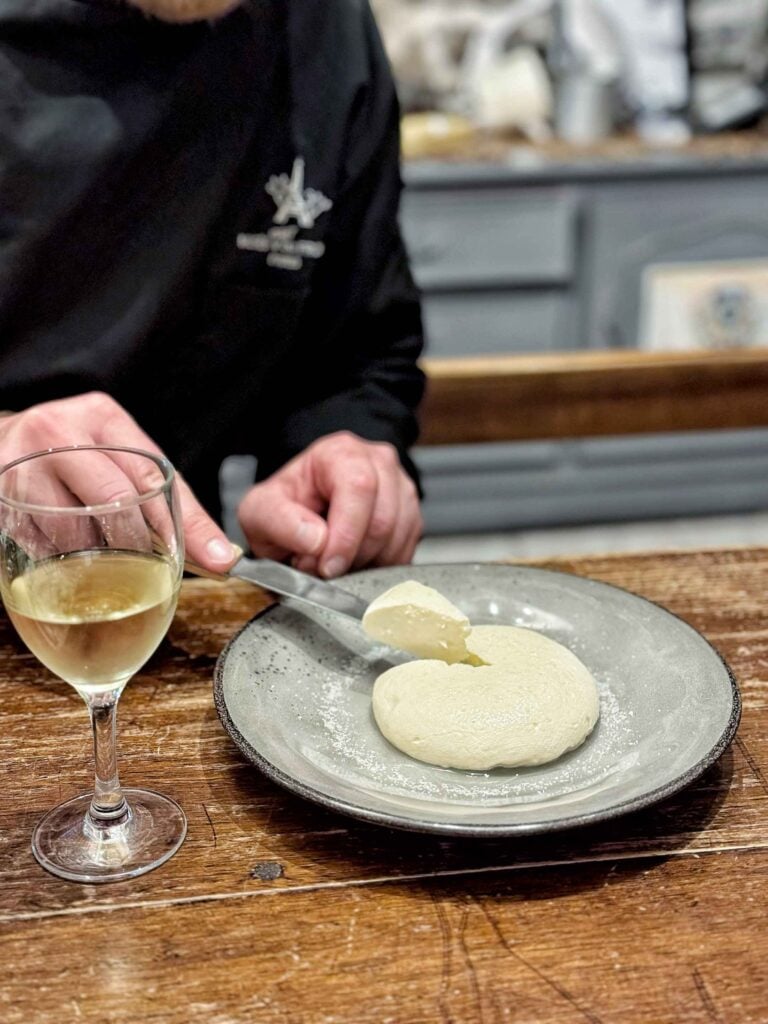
[418,349,768,445]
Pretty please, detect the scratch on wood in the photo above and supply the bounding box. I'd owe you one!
[4,843,768,925]
[476,898,605,1024]
[692,966,724,1023]
[509,946,605,1024]
[735,736,768,798]
[344,904,359,954]
[202,803,217,850]
[457,899,485,1024]
[430,892,454,1024]
[474,899,514,953]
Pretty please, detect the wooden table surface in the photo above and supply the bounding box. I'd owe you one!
[1,548,766,1023]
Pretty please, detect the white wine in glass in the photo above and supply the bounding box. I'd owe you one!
[0,445,186,883]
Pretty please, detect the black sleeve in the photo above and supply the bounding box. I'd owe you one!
[252,4,426,486]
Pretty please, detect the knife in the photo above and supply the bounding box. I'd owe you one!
[185,553,369,621]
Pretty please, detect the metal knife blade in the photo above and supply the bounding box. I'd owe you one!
[228,556,368,620]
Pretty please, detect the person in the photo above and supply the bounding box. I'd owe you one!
[0,0,425,578]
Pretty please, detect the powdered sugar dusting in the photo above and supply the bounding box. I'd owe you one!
[311,660,633,807]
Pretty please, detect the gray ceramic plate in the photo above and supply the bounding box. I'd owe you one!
[213,563,740,836]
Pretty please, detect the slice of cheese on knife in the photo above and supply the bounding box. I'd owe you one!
[362,580,470,664]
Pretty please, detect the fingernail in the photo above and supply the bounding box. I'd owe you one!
[296,521,325,554]
[207,538,236,564]
[321,555,347,579]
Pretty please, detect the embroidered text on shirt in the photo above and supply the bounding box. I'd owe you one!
[236,158,333,271]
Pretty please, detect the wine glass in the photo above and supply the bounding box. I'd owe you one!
[0,445,186,883]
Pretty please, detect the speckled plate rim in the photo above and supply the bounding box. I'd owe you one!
[213,564,741,837]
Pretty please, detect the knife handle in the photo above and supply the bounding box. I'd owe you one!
[184,559,229,581]
[184,544,244,581]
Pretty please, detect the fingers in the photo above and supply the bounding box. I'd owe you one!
[0,409,145,554]
[237,434,423,577]
[0,399,93,465]
[320,452,422,575]
[0,403,424,577]
[174,473,239,570]
[363,472,423,568]
[96,396,238,571]
[48,447,149,553]
[316,449,380,578]
[0,394,236,572]
[292,553,319,574]
[238,479,328,563]
[303,434,422,577]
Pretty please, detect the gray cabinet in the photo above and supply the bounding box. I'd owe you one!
[402,188,578,289]
[583,178,768,349]
[403,153,768,533]
[419,290,574,357]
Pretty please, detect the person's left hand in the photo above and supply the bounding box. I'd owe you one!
[237,432,422,577]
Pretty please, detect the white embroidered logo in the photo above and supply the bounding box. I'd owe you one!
[236,157,333,271]
[266,158,332,229]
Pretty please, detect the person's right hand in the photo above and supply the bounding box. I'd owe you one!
[0,392,237,573]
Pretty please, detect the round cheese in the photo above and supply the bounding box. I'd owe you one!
[372,625,599,770]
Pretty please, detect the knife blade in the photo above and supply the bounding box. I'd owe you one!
[186,554,369,621]
[231,556,369,620]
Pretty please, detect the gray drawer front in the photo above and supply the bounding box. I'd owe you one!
[414,430,768,534]
[402,188,578,290]
[583,177,768,347]
[422,291,576,356]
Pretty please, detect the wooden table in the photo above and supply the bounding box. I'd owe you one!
[1,548,766,1023]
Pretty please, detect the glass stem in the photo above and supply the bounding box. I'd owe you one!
[84,687,129,825]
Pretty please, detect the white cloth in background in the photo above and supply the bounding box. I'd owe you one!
[596,0,689,115]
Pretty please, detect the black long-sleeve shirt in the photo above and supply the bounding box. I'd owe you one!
[0,0,425,515]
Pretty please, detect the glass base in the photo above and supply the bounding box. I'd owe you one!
[32,788,187,883]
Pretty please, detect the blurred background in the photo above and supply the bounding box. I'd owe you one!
[227,0,768,561]
[377,0,768,561]
[375,0,768,145]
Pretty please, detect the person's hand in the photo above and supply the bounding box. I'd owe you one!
[237,431,423,578]
[0,393,237,573]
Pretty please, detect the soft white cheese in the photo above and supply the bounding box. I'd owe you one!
[362,580,471,664]
[372,624,600,770]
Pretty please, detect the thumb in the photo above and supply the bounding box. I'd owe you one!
[239,484,328,560]
[177,476,239,572]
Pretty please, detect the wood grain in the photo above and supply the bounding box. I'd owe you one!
[2,850,767,1024]
[418,349,768,444]
[1,550,767,1023]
